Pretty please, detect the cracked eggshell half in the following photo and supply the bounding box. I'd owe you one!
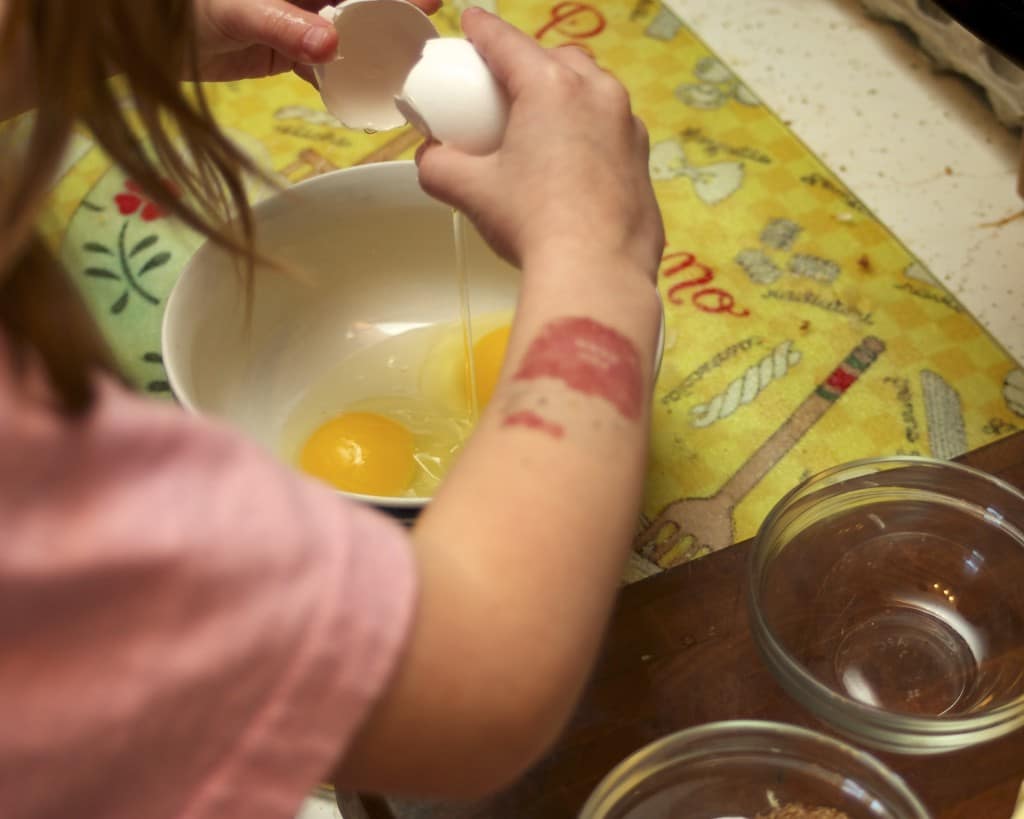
[395,38,508,155]
[314,0,438,132]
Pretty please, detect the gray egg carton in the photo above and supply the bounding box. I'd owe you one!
[860,0,1024,128]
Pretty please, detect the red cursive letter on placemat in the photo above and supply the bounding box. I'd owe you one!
[534,2,606,41]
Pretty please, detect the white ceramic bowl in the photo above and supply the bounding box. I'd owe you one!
[161,161,519,511]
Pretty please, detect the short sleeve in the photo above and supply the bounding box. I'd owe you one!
[0,369,417,819]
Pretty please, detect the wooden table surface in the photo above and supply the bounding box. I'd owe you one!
[351,430,1024,819]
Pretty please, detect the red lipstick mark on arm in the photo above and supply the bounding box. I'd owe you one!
[502,411,565,438]
[513,317,643,421]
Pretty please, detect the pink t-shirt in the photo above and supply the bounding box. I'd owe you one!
[0,334,417,819]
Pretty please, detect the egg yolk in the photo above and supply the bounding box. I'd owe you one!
[298,412,415,497]
[472,325,511,410]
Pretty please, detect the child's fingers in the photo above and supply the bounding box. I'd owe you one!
[549,43,602,77]
[409,0,444,13]
[293,0,440,12]
[292,63,318,87]
[634,116,651,157]
[212,0,338,63]
[459,8,551,96]
[415,141,490,213]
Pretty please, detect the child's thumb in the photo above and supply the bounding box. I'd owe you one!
[221,0,338,64]
[415,141,491,217]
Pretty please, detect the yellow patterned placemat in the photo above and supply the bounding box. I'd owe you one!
[35,0,1024,579]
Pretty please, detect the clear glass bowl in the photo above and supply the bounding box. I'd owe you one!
[748,456,1024,754]
[578,720,930,818]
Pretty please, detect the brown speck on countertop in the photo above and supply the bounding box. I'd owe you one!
[944,166,953,175]
[979,209,1024,229]
[755,804,851,819]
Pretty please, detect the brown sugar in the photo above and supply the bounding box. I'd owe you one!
[754,804,851,819]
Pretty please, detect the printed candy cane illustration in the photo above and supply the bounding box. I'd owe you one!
[278,148,339,183]
[277,128,423,184]
[274,106,345,127]
[635,336,886,568]
[690,340,801,428]
[354,128,424,165]
[1006,369,1024,418]
[920,369,968,459]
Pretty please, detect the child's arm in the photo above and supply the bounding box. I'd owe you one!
[334,10,665,798]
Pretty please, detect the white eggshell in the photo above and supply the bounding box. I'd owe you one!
[314,0,438,131]
[396,38,509,155]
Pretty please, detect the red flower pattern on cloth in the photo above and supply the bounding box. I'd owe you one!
[114,179,178,222]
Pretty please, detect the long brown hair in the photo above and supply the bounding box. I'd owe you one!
[0,0,264,413]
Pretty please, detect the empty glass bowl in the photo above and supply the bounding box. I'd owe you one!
[578,720,930,818]
[748,456,1024,754]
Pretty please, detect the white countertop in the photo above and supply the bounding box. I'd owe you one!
[663,0,1023,365]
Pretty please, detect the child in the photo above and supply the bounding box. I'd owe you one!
[0,1,665,816]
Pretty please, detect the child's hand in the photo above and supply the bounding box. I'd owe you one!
[416,8,664,284]
[193,0,441,85]
[335,15,664,799]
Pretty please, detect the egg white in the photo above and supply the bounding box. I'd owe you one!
[280,309,512,497]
